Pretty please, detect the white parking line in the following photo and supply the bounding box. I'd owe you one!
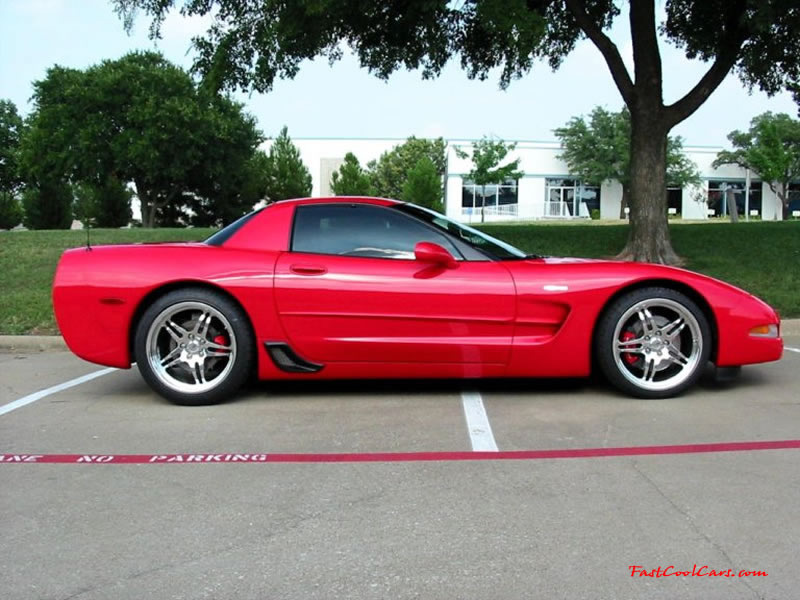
[785,347,800,354]
[461,391,499,452]
[0,368,117,417]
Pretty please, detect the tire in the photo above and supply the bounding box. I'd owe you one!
[594,287,711,399]
[134,288,254,405]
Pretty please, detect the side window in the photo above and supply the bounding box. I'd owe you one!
[292,204,461,259]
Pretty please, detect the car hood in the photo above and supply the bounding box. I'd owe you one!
[513,255,761,300]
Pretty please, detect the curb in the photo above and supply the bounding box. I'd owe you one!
[0,335,67,352]
[783,319,800,336]
[2,319,799,353]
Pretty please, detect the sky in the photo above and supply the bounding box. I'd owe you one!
[1,0,797,147]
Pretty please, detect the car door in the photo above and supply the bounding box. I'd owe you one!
[273,203,516,365]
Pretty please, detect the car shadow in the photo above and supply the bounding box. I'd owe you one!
[242,375,595,400]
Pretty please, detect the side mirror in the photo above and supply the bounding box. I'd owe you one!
[414,241,457,268]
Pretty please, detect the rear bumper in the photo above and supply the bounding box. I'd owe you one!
[53,252,133,369]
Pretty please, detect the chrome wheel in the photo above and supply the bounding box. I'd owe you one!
[145,301,237,395]
[595,287,711,398]
[612,298,703,392]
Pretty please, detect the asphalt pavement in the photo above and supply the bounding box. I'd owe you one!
[1,338,799,600]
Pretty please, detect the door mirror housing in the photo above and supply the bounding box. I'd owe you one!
[414,242,457,268]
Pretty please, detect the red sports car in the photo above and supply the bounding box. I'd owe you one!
[53,197,782,405]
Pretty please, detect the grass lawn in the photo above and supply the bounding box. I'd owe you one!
[0,220,798,335]
[0,228,214,335]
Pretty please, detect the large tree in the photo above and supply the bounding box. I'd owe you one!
[0,100,23,198]
[0,100,24,229]
[713,112,800,220]
[114,0,800,264]
[189,149,271,226]
[185,103,265,226]
[555,106,700,218]
[20,51,263,227]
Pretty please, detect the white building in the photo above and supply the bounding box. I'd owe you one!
[283,137,796,222]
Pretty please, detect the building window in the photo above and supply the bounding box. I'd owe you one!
[789,183,800,216]
[667,187,682,216]
[461,179,518,219]
[707,180,762,218]
[545,179,600,218]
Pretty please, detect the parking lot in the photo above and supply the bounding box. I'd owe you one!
[2,338,799,600]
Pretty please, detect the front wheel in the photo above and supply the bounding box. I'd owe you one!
[134,288,254,405]
[595,287,711,399]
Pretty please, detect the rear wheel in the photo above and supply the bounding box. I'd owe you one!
[134,288,254,405]
[595,287,711,398]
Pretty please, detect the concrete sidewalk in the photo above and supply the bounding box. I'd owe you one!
[3,319,799,352]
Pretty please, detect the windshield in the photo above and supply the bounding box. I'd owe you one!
[391,203,528,260]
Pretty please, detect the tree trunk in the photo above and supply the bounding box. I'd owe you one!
[616,112,680,264]
[565,0,746,265]
[725,188,738,223]
[135,178,155,228]
[779,184,790,220]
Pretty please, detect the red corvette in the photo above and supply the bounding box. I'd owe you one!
[53,197,782,405]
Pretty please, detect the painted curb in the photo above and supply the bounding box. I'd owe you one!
[1,319,799,352]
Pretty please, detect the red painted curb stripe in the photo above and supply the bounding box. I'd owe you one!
[2,440,799,464]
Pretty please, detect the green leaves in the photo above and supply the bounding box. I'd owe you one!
[0,100,24,199]
[456,136,523,188]
[112,0,619,94]
[664,0,800,97]
[555,106,698,189]
[331,153,373,196]
[555,107,630,188]
[401,156,442,210]
[0,193,23,230]
[21,51,263,227]
[0,99,25,230]
[73,177,133,229]
[368,137,447,200]
[21,180,73,230]
[265,126,312,202]
[331,139,446,205]
[714,112,800,217]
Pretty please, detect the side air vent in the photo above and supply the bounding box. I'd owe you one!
[264,342,324,374]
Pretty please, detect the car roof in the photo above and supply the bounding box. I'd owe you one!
[272,196,401,207]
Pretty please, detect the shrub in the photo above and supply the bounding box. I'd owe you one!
[22,181,73,230]
[0,192,23,229]
[401,157,442,210]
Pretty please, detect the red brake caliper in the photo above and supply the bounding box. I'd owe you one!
[621,331,638,365]
[213,335,230,353]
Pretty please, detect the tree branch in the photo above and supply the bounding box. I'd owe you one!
[663,48,741,128]
[664,8,748,129]
[564,0,634,106]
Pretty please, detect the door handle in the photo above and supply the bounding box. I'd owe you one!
[290,265,327,276]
